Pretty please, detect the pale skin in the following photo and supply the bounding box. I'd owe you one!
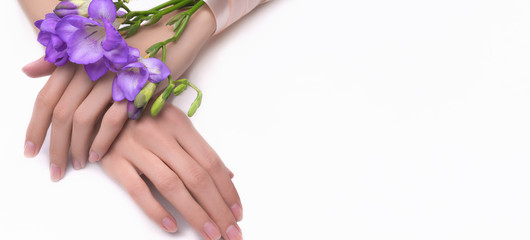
[19,0,243,239]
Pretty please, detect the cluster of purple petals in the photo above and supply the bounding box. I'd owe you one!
[35,0,171,102]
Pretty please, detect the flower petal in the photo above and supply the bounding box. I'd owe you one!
[51,35,67,52]
[37,32,52,46]
[67,28,104,64]
[54,8,79,18]
[116,67,149,101]
[34,20,43,29]
[112,75,125,101]
[40,14,60,33]
[66,15,99,28]
[104,38,129,64]
[84,58,108,81]
[45,37,68,66]
[102,18,122,51]
[127,47,140,62]
[56,18,79,42]
[88,0,116,22]
[139,58,171,83]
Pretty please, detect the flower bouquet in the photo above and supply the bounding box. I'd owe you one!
[36,0,205,119]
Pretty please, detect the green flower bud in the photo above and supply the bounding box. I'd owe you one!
[146,13,163,26]
[125,21,141,38]
[173,83,187,96]
[134,82,157,109]
[150,96,166,117]
[187,93,202,117]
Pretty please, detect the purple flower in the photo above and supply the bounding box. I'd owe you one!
[112,58,171,101]
[35,13,69,66]
[54,0,92,17]
[56,0,129,81]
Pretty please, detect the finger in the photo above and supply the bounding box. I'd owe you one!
[22,56,57,78]
[89,101,128,163]
[161,107,243,221]
[126,146,222,240]
[139,121,241,240]
[228,168,234,179]
[99,152,178,233]
[70,74,113,169]
[25,64,76,158]
[49,67,95,181]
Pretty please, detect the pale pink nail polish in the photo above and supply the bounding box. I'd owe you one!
[88,151,99,162]
[226,224,242,240]
[72,159,81,170]
[204,221,221,240]
[162,217,178,232]
[231,203,243,221]
[24,141,35,158]
[50,164,61,182]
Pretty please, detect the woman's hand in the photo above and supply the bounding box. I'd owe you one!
[100,104,243,240]
[23,8,216,181]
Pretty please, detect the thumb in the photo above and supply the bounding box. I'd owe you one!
[22,56,57,78]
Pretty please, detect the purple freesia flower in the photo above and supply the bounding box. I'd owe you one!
[56,0,129,81]
[112,58,171,101]
[54,0,92,17]
[35,13,69,66]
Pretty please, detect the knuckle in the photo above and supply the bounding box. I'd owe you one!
[124,181,146,199]
[187,166,210,189]
[157,174,181,192]
[52,104,71,123]
[36,88,54,109]
[73,108,94,127]
[103,111,124,128]
[203,150,223,172]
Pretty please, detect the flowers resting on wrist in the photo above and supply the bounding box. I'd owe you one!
[34,0,205,119]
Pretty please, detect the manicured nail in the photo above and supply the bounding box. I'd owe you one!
[72,159,81,170]
[162,217,178,233]
[50,164,61,182]
[226,224,242,240]
[231,203,243,221]
[88,151,99,162]
[204,221,221,240]
[24,141,35,157]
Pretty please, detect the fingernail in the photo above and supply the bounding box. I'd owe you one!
[72,159,81,170]
[88,151,99,162]
[204,221,221,240]
[50,164,61,182]
[231,203,243,221]
[162,217,178,233]
[24,141,35,157]
[226,224,242,240]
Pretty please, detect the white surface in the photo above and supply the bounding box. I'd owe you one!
[3,0,530,239]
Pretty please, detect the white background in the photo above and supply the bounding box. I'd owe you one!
[2,0,530,239]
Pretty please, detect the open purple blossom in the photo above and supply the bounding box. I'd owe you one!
[54,0,92,17]
[55,0,129,81]
[35,13,69,66]
[112,58,171,101]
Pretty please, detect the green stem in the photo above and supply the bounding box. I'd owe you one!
[186,0,204,15]
[162,45,167,62]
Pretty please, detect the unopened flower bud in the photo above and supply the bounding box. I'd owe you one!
[173,83,187,96]
[146,13,163,26]
[125,21,141,38]
[134,82,156,108]
[54,0,91,17]
[127,101,143,120]
[187,93,202,117]
[150,96,166,117]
